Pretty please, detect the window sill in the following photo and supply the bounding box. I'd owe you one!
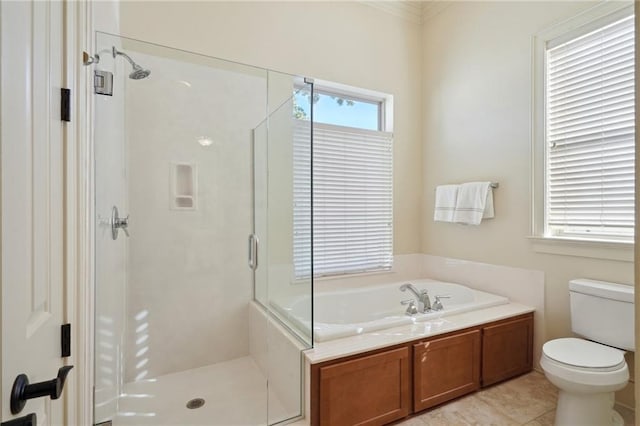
[290,267,396,285]
[528,236,633,262]
[313,267,395,282]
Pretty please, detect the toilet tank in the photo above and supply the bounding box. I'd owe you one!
[570,279,635,351]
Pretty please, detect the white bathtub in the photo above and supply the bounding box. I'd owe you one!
[271,279,509,342]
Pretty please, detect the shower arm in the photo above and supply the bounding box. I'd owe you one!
[112,47,139,69]
[82,47,113,66]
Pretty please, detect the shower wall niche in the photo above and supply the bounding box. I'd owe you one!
[94,33,312,426]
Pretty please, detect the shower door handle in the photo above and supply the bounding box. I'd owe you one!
[248,234,259,271]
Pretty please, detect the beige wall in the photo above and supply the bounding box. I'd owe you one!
[119,0,423,255]
[421,1,634,407]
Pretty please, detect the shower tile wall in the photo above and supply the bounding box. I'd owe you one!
[124,51,266,381]
[249,303,305,422]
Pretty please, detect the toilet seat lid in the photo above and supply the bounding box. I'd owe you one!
[543,338,625,369]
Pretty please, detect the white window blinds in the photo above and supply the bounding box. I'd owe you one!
[545,13,635,240]
[293,121,393,278]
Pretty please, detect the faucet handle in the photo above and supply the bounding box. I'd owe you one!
[401,299,418,316]
[432,295,451,311]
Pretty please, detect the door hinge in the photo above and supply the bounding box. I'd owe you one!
[94,70,113,96]
[61,323,71,358]
[61,88,71,122]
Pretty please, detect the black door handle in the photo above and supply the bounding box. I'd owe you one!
[1,413,36,426]
[10,366,73,414]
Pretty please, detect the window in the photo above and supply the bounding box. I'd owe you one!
[293,85,393,278]
[539,7,634,243]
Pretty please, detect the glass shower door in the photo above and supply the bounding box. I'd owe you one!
[93,33,310,426]
[252,73,313,424]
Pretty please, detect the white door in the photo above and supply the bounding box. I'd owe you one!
[0,1,68,425]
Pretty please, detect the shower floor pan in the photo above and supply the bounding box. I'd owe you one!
[111,356,289,426]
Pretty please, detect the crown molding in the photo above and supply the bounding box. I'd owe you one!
[360,1,425,25]
[422,1,452,23]
[359,1,452,25]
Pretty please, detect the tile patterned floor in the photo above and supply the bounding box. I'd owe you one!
[397,371,635,426]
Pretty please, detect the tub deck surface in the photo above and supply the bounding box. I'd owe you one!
[304,302,535,364]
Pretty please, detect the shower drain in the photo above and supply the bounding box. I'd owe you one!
[186,398,206,409]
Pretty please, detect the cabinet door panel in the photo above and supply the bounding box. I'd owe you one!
[317,347,410,426]
[482,315,533,386]
[414,330,481,412]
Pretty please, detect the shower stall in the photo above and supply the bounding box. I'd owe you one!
[93,33,313,425]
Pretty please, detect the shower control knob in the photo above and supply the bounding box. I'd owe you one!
[119,216,130,237]
[111,206,130,240]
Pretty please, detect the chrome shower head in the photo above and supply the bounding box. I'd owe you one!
[129,64,151,80]
[112,46,151,80]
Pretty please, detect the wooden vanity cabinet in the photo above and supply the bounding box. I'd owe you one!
[481,313,533,387]
[311,346,411,426]
[413,329,481,411]
[310,313,534,425]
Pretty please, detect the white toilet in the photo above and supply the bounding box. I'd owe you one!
[540,279,634,426]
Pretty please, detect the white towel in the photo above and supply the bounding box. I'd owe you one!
[483,187,495,220]
[434,185,459,222]
[453,182,494,225]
